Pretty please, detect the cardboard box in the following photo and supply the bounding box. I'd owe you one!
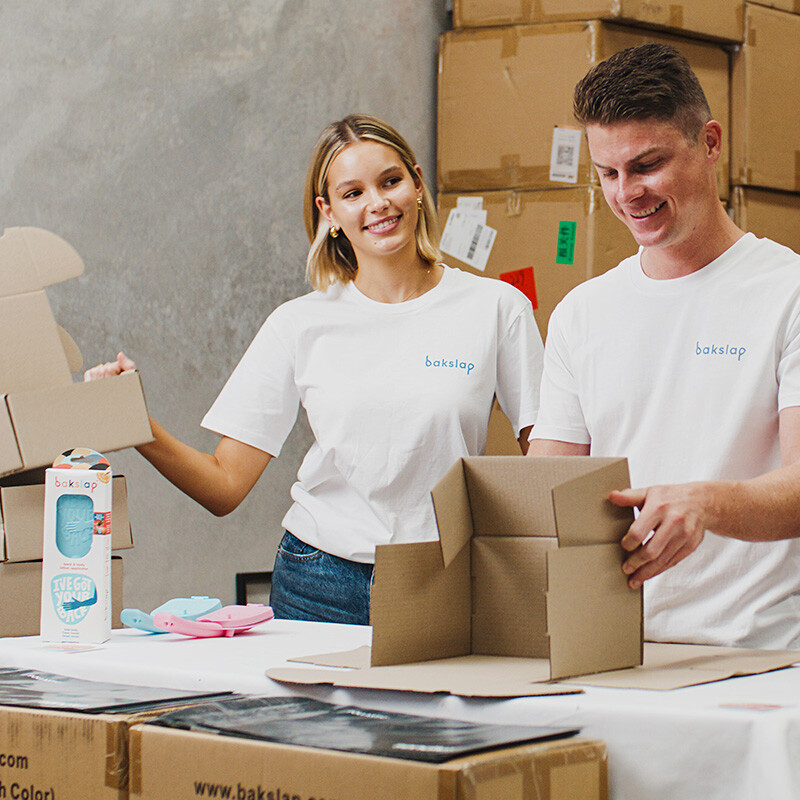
[731,5,800,192]
[368,457,641,680]
[0,699,231,800]
[437,22,730,197]
[40,450,113,644]
[1,474,132,562]
[0,556,122,638]
[130,722,608,800]
[453,0,745,42]
[0,226,153,478]
[729,186,800,254]
[437,187,635,340]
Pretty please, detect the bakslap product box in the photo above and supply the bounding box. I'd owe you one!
[40,447,113,644]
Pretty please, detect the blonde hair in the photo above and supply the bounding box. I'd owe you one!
[303,114,441,290]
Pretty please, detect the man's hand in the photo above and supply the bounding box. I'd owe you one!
[609,483,711,589]
[84,351,136,382]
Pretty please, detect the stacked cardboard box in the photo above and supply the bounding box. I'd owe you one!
[0,226,153,635]
[729,4,800,249]
[438,7,739,452]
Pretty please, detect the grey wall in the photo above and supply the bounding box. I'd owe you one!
[0,1,447,609]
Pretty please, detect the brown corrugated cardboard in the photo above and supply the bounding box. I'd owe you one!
[0,556,123,637]
[437,187,635,340]
[453,0,744,42]
[1,474,132,563]
[0,700,230,800]
[129,723,608,800]
[729,186,800,254]
[270,641,800,694]
[0,226,153,478]
[438,22,730,197]
[731,5,800,192]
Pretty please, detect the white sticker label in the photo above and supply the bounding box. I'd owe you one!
[549,126,582,184]
[456,196,484,211]
[440,209,496,272]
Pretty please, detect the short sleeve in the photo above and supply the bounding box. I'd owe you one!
[530,303,591,445]
[778,291,800,412]
[201,317,300,457]
[495,300,544,436]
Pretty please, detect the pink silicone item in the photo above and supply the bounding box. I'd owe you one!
[152,603,274,638]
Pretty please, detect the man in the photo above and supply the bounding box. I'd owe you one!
[528,43,800,649]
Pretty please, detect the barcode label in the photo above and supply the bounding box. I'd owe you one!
[440,208,497,272]
[549,127,582,184]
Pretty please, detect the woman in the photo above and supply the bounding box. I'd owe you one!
[86,114,543,625]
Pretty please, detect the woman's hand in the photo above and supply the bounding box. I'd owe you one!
[84,351,136,382]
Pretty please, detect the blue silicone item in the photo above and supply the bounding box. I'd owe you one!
[55,494,94,559]
[120,596,223,633]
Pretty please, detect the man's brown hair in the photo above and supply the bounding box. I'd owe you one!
[573,43,712,142]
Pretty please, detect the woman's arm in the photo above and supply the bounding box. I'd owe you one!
[85,353,272,516]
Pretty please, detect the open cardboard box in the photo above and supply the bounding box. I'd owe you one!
[0,226,152,477]
[268,457,800,696]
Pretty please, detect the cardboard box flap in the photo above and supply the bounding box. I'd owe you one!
[57,326,83,373]
[268,655,582,698]
[546,544,642,680]
[430,457,472,567]
[551,457,633,547]
[463,456,629,539]
[370,541,472,667]
[0,227,84,296]
[562,642,800,690]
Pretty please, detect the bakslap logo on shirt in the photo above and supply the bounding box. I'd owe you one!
[695,341,747,361]
[425,355,476,375]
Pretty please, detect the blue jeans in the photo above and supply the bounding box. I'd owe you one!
[270,531,374,625]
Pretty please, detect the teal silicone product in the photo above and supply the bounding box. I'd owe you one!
[55,494,94,559]
[120,596,223,633]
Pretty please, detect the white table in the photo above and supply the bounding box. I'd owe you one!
[0,620,798,800]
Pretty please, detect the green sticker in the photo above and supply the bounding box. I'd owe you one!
[556,220,577,265]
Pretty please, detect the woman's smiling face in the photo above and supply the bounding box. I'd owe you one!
[316,140,423,266]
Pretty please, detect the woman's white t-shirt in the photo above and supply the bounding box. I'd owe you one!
[202,266,543,562]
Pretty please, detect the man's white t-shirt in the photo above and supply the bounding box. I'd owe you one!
[534,233,800,648]
[203,266,543,563]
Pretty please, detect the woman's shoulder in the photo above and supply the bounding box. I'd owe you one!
[441,264,532,310]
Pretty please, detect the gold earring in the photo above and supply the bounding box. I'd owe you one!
[329,226,339,238]
[417,197,423,209]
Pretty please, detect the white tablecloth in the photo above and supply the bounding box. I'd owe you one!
[0,620,798,800]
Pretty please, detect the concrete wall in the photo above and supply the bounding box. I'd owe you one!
[0,1,447,610]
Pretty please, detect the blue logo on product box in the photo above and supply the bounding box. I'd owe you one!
[51,574,98,624]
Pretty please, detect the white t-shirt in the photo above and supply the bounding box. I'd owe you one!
[534,233,800,648]
[203,266,543,563]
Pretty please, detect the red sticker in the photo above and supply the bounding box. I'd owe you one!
[500,267,538,309]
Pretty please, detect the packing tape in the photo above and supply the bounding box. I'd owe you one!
[506,191,523,217]
[441,164,592,192]
[127,728,143,795]
[105,723,127,789]
[500,27,519,58]
[669,5,684,29]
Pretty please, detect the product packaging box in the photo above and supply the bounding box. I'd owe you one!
[40,449,113,644]
[0,473,132,562]
[729,186,800,254]
[0,226,152,478]
[129,722,608,800]
[452,0,744,42]
[0,557,123,638]
[438,22,730,197]
[731,4,800,192]
[437,187,635,340]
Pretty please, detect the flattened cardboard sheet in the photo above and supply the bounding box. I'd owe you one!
[269,655,579,698]
[270,643,800,696]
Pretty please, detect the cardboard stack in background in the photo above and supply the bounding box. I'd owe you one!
[729,3,800,251]
[439,4,744,453]
[0,226,153,636]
